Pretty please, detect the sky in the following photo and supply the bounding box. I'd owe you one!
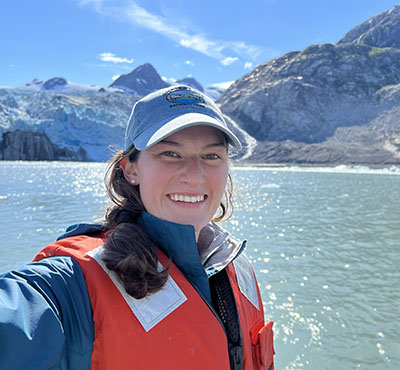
[1,0,399,88]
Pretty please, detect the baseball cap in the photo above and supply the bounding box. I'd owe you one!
[124,85,242,150]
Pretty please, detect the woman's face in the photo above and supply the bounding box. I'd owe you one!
[125,125,229,240]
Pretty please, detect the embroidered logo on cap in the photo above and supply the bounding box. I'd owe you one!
[165,86,206,107]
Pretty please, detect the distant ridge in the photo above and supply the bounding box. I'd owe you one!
[12,63,223,99]
[176,77,204,92]
[42,77,68,90]
[15,77,113,93]
[110,63,169,95]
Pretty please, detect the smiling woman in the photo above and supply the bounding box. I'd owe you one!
[122,126,229,239]
[0,85,275,370]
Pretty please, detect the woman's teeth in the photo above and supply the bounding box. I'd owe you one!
[170,194,205,203]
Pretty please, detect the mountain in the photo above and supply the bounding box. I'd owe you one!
[173,77,226,100]
[218,6,400,164]
[338,5,400,48]
[111,68,224,99]
[110,63,169,95]
[176,77,204,92]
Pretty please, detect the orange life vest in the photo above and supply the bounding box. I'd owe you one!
[35,234,274,370]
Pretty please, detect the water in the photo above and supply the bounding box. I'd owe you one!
[0,161,399,369]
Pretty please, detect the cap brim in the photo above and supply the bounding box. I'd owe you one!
[133,112,242,150]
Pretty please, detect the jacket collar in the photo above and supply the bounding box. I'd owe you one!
[139,212,246,274]
[198,222,246,277]
[138,212,211,304]
[138,212,246,304]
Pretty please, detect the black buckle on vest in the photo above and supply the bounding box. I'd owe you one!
[230,345,243,370]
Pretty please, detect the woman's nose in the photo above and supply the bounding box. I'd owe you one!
[179,158,205,186]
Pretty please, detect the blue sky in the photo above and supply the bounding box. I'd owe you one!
[1,0,399,88]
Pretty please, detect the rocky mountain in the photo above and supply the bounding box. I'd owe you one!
[110,67,222,99]
[110,63,169,95]
[0,130,89,160]
[339,5,400,48]
[218,6,400,164]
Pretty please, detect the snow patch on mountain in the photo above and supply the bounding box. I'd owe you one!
[222,113,257,160]
[13,77,122,93]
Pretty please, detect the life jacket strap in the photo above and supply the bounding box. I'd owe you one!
[210,269,243,370]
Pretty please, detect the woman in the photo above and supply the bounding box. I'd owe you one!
[0,85,274,369]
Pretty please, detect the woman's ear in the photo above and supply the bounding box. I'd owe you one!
[120,158,139,185]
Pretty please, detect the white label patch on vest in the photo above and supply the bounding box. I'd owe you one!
[232,254,259,309]
[87,246,187,332]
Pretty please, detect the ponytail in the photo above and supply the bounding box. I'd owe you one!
[103,148,168,299]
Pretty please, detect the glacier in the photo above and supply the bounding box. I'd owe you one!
[0,88,138,161]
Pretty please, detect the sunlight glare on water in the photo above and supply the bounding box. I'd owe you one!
[228,166,400,370]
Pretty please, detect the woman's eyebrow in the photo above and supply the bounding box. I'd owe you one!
[203,143,226,149]
[159,140,181,146]
[159,140,226,149]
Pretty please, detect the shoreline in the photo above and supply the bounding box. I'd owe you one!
[1,160,399,175]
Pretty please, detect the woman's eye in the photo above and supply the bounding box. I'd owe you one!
[203,153,220,160]
[161,151,179,158]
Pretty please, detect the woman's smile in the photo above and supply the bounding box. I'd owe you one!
[167,193,206,203]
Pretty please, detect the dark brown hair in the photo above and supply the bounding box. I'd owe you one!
[102,145,234,298]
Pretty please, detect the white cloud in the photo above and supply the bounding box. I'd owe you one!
[76,0,106,12]
[185,60,194,66]
[112,74,120,81]
[179,36,224,58]
[99,52,134,64]
[211,81,235,90]
[220,57,238,66]
[77,1,265,62]
[228,41,264,60]
[244,61,253,69]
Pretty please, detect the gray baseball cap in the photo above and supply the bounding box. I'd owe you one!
[124,85,242,150]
